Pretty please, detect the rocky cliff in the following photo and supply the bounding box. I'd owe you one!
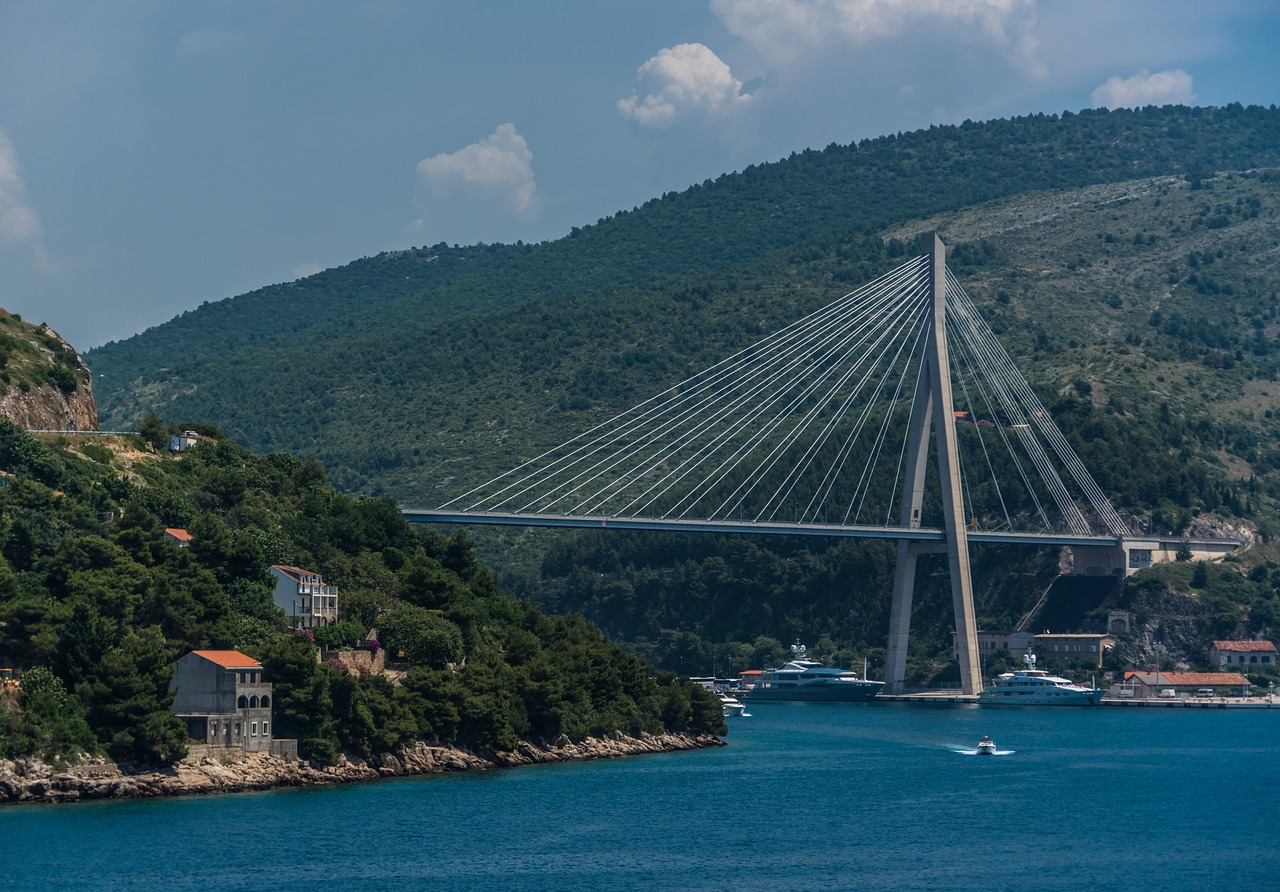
[0,732,724,805]
[0,309,98,431]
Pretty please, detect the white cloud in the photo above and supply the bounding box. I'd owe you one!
[415,123,536,217]
[617,43,753,128]
[0,130,45,249]
[1091,68,1196,109]
[711,0,1045,76]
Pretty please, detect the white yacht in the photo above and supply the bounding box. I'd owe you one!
[980,650,1105,706]
[718,692,749,717]
[743,643,884,703]
[976,735,997,755]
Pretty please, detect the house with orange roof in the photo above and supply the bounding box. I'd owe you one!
[170,649,295,758]
[269,564,338,629]
[1209,640,1277,670]
[163,527,192,547]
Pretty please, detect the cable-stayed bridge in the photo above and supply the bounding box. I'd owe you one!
[405,233,1240,695]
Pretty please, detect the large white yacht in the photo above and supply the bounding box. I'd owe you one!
[743,643,884,703]
[980,650,1105,706]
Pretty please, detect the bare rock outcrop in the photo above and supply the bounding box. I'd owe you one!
[0,310,98,431]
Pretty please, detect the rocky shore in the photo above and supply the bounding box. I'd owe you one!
[0,731,724,806]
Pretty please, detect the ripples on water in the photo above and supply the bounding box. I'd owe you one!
[2,702,1277,891]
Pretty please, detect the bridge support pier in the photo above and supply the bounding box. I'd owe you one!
[884,233,982,696]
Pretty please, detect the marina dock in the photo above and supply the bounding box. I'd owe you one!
[873,691,1280,708]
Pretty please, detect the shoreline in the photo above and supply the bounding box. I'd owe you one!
[0,731,725,807]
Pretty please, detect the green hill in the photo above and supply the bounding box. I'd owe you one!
[0,424,724,765]
[80,104,1280,680]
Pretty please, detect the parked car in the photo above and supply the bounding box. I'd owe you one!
[1194,688,1215,698]
[1158,688,1178,699]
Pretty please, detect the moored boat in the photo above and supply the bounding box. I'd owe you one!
[980,649,1105,706]
[742,642,883,703]
[718,692,748,717]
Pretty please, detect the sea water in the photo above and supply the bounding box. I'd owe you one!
[2,701,1277,891]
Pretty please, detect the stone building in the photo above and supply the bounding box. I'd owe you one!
[1209,640,1277,670]
[956,631,1115,668]
[170,649,295,759]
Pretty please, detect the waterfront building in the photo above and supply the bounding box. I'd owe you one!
[1123,670,1251,698]
[1033,632,1116,668]
[169,649,296,759]
[956,631,1114,667]
[1209,640,1277,669]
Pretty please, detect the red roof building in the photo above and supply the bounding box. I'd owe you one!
[169,649,290,757]
[1209,640,1277,669]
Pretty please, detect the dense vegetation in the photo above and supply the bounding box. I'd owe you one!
[77,103,1280,680]
[0,421,723,765]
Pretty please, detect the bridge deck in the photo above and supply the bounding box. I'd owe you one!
[399,508,1178,547]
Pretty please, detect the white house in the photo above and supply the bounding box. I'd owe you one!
[270,564,338,629]
[168,430,200,452]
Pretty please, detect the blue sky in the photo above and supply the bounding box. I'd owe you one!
[2,0,1278,350]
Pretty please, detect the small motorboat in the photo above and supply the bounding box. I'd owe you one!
[976,735,997,755]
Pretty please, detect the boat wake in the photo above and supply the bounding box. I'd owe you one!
[953,747,1014,756]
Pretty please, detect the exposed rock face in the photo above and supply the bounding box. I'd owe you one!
[0,732,724,806]
[0,311,98,431]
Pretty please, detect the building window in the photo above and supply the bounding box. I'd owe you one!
[262,721,269,738]
[249,695,259,708]
[251,722,258,736]
[1250,656,1258,663]
[238,695,248,708]
[260,695,270,708]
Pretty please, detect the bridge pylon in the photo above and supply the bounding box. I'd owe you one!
[884,233,982,696]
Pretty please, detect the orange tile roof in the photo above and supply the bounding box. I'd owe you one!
[164,528,193,542]
[271,564,323,581]
[1125,671,1250,686]
[1212,640,1277,653]
[192,650,261,669]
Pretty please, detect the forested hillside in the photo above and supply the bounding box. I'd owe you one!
[80,104,1280,680]
[0,423,723,765]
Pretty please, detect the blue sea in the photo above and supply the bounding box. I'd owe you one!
[2,701,1277,891]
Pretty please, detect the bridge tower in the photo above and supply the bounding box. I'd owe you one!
[884,233,982,695]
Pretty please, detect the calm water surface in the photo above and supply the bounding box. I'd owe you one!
[2,702,1277,891]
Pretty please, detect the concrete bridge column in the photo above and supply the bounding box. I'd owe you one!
[884,233,982,696]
